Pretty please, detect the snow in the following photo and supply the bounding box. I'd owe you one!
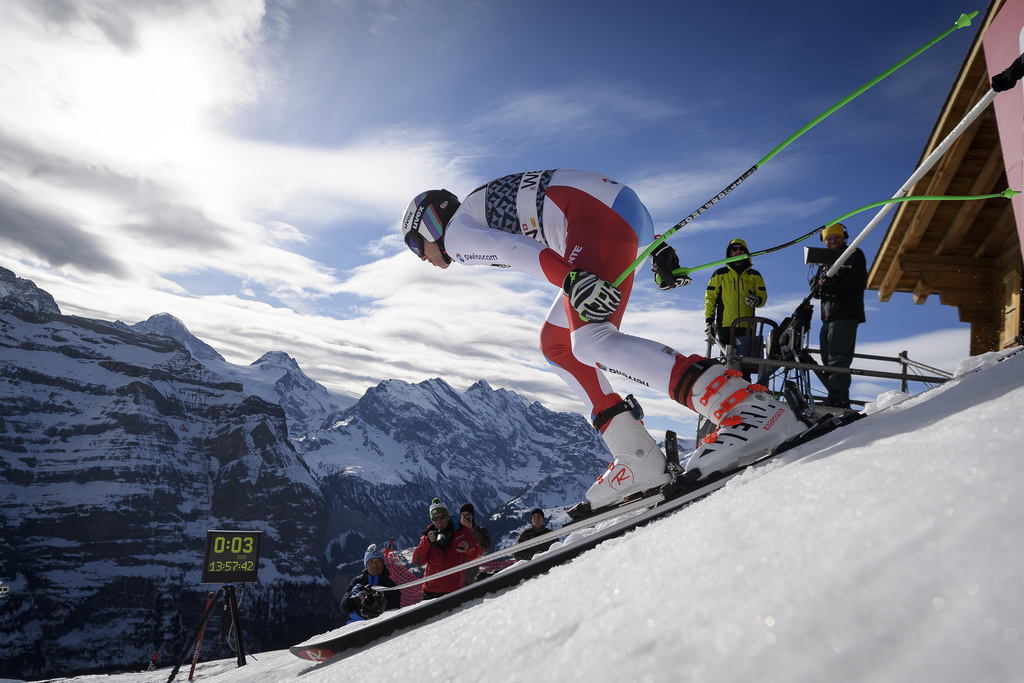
[26,348,1024,683]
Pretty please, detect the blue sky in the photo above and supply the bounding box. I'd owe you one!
[0,0,987,435]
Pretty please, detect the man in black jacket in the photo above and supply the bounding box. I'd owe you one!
[459,503,491,585]
[341,544,400,623]
[514,508,555,562]
[813,223,866,409]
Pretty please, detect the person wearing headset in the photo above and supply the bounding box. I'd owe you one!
[812,223,866,410]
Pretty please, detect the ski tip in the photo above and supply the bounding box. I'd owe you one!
[292,646,337,663]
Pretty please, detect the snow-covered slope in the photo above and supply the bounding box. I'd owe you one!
[25,346,1023,683]
[0,266,616,679]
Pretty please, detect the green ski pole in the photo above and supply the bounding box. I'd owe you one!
[613,10,978,288]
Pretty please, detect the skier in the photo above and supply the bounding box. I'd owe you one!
[341,544,399,623]
[401,169,806,509]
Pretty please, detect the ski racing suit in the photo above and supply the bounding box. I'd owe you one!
[443,169,703,423]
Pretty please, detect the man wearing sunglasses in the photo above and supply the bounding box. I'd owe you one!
[704,237,768,352]
[401,170,805,512]
[411,498,481,599]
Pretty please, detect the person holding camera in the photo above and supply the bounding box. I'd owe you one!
[459,502,491,585]
[412,498,482,600]
[341,544,400,624]
[811,223,866,409]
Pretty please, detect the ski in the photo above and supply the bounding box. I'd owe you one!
[365,488,668,596]
[289,411,864,664]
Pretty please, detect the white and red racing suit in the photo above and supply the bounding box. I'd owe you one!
[443,169,703,423]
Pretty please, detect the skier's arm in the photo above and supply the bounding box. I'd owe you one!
[444,213,573,286]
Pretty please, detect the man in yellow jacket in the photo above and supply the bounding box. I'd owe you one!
[704,238,768,350]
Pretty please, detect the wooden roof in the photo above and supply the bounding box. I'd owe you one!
[868,0,1018,322]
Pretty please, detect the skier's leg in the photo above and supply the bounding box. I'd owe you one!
[539,293,622,417]
[670,357,806,479]
[540,293,671,507]
[542,187,674,506]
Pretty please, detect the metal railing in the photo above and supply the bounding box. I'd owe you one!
[710,315,954,405]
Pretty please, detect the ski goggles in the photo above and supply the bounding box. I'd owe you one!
[405,231,426,257]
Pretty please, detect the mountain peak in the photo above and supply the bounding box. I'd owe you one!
[129,312,225,363]
[253,351,300,370]
[0,266,61,315]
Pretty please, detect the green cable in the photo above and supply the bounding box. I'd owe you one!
[672,188,1018,278]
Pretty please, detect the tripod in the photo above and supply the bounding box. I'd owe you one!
[167,584,247,682]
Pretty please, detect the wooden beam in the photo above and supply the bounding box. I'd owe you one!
[898,253,995,273]
[936,142,1006,254]
[911,279,936,305]
[974,201,1019,258]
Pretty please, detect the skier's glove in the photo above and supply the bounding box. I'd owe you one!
[563,269,621,323]
[744,293,762,307]
[650,243,691,291]
[705,318,716,338]
[992,54,1024,92]
[356,589,388,620]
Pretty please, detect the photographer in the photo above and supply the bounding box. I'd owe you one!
[341,544,400,624]
[411,498,482,600]
[811,223,866,410]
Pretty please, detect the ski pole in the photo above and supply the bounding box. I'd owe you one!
[672,188,1019,279]
[613,10,979,288]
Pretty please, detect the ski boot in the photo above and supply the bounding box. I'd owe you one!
[679,361,806,480]
[583,396,675,510]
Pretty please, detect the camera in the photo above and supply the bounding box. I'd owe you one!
[432,530,451,550]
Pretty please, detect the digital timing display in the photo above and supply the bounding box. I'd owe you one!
[201,530,261,584]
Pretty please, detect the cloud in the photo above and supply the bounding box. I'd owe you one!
[0,182,125,275]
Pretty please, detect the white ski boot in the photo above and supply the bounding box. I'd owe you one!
[585,398,674,509]
[682,362,806,480]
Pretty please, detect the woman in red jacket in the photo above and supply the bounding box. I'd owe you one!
[412,498,482,599]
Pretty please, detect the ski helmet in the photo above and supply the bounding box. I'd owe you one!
[401,189,460,259]
[821,223,848,242]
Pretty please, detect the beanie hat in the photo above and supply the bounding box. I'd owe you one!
[363,544,385,567]
[529,507,544,519]
[821,223,848,242]
[429,497,449,519]
[459,502,475,516]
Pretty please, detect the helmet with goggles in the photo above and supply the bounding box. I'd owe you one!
[401,189,460,261]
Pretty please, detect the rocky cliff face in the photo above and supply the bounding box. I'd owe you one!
[300,376,609,598]
[0,266,617,678]
[0,268,337,678]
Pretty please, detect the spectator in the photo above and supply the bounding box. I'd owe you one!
[341,544,400,624]
[459,503,491,585]
[704,237,768,355]
[514,508,556,562]
[812,223,866,409]
[411,498,482,599]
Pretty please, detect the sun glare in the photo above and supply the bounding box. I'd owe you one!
[70,35,211,166]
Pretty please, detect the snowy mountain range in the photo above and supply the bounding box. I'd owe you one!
[15,325,1024,683]
[0,266,630,680]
